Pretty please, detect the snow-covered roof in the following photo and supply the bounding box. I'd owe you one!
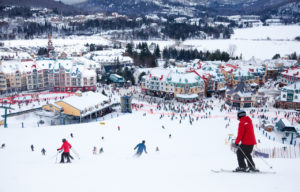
[280,68,300,78]
[284,81,300,90]
[235,91,253,97]
[59,91,116,117]
[170,72,202,84]
[0,57,97,79]
[62,91,107,111]
[176,94,198,99]
[280,119,292,127]
[263,59,297,69]
[51,103,63,110]
[87,50,133,64]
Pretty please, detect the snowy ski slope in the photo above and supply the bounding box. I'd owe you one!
[0,100,300,192]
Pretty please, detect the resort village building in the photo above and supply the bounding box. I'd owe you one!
[275,81,300,110]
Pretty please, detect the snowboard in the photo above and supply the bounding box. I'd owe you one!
[211,169,276,174]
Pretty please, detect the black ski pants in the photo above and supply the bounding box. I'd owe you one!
[237,144,255,169]
[60,152,71,163]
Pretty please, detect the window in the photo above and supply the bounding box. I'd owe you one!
[233,95,240,101]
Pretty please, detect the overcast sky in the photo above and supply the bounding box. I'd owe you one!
[57,0,87,5]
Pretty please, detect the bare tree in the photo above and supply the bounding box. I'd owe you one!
[228,44,237,58]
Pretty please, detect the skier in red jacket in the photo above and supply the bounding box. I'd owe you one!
[234,110,259,172]
[57,138,72,163]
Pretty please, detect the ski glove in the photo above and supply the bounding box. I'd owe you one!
[231,143,239,148]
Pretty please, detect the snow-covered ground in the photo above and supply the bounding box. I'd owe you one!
[2,35,111,54]
[231,25,300,41]
[182,39,300,60]
[0,97,300,192]
[127,25,300,60]
[2,25,299,60]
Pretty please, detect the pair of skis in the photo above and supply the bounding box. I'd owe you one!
[211,169,276,174]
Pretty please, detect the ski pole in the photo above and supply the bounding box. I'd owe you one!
[49,151,60,160]
[253,150,273,169]
[55,151,59,163]
[71,148,80,159]
[55,151,62,163]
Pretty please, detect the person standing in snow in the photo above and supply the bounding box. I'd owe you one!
[233,110,258,172]
[134,140,147,157]
[57,138,72,163]
[41,148,46,155]
[31,144,34,151]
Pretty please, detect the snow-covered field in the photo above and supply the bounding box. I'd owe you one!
[182,39,300,60]
[2,25,299,60]
[1,98,300,192]
[231,25,300,40]
[2,35,111,54]
[4,35,111,48]
[128,25,300,60]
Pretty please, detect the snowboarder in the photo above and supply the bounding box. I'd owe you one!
[233,110,259,172]
[57,138,72,163]
[134,140,147,157]
[41,148,46,155]
[118,126,120,131]
[99,147,104,154]
[31,144,34,151]
[70,133,73,138]
[1,143,5,149]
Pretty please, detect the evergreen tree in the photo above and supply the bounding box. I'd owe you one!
[37,47,48,56]
[154,45,161,59]
[138,72,146,83]
[272,54,281,59]
[126,43,133,55]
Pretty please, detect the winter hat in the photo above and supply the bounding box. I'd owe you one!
[62,138,66,142]
[237,110,246,120]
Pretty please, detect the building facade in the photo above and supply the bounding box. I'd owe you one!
[141,69,205,101]
[275,81,300,110]
[226,81,257,108]
[0,58,97,93]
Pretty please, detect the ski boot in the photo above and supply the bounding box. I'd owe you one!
[234,167,248,172]
[247,167,260,172]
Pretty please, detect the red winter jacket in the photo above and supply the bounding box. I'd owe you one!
[58,141,72,153]
[235,116,257,145]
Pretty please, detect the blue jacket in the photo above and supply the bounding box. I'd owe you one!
[134,143,147,154]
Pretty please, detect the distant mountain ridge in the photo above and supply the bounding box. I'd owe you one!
[0,0,298,16]
[0,0,83,15]
[74,0,298,16]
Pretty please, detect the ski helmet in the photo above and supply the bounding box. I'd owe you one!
[62,138,66,142]
[237,110,246,120]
